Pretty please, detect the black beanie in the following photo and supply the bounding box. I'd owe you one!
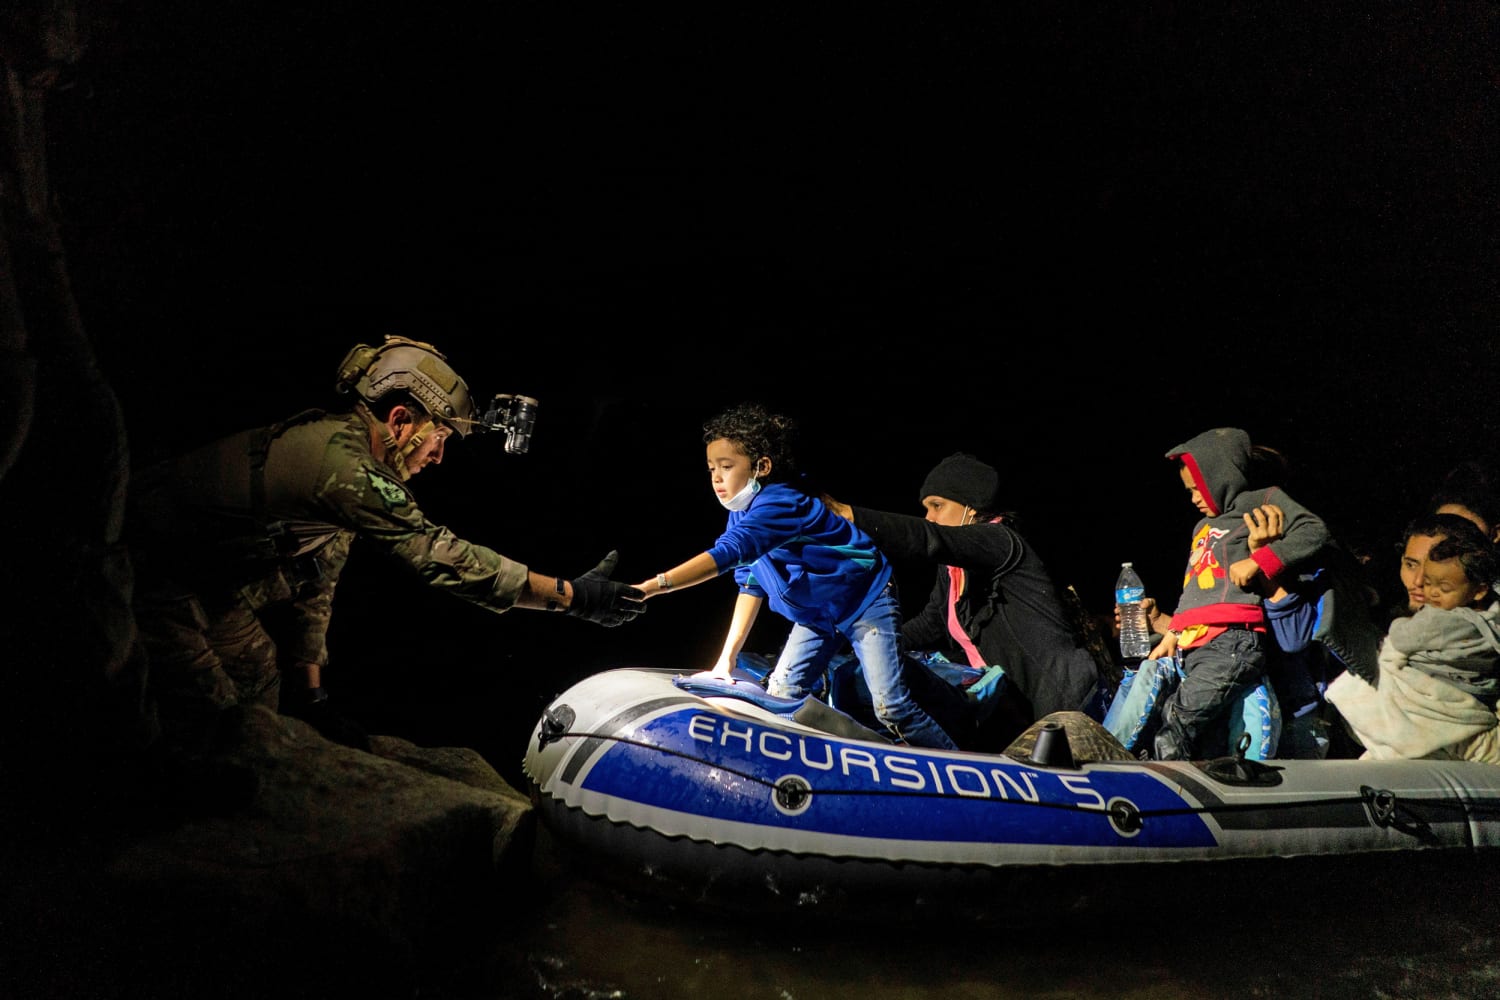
[918,452,999,511]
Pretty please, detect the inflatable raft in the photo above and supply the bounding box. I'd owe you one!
[522,666,1500,914]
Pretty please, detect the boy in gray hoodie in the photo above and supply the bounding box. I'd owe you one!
[1149,428,1330,760]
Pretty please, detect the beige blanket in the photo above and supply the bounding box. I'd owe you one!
[1326,603,1500,762]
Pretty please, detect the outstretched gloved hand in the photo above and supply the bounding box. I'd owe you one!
[567,550,646,627]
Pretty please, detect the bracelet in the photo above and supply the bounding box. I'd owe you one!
[656,572,673,591]
[546,576,566,612]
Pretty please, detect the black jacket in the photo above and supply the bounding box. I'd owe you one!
[851,506,1101,719]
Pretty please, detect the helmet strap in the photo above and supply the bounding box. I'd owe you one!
[355,401,436,482]
[392,419,440,479]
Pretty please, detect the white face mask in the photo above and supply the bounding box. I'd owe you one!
[720,476,760,512]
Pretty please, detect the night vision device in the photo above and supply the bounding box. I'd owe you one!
[477,393,539,455]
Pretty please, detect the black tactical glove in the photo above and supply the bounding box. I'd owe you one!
[567,550,646,627]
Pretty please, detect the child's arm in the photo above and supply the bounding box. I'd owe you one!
[1239,490,1330,585]
[633,552,767,680]
[634,551,722,599]
[1229,503,1286,591]
[1148,629,1180,662]
[707,591,765,679]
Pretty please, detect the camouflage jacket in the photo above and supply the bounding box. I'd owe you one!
[129,409,530,665]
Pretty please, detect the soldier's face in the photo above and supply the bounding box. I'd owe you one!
[389,405,453,477]
[404,424,452,476]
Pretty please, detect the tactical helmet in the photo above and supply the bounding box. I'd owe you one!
[335,336,477,437]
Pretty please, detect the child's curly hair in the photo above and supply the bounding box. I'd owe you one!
[1427,514,1499,594]
[702,402,799,482]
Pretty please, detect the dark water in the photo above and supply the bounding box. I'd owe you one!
[332,607,1500,1000]
[495,825,1500,1000]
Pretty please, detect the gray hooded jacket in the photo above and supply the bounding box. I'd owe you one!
[1166,427,1330,631]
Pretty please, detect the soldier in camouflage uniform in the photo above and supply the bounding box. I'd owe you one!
[128,337,643,751]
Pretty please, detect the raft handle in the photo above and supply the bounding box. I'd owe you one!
[1361,785,1438,844]
[538,705,575,749]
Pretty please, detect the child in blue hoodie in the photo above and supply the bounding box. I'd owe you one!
[1148,428,1330,760]
[634,402,959,749]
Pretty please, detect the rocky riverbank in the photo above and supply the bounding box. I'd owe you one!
[2,705,539,998]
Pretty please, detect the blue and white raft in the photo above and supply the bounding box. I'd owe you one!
[523,666,1500,913]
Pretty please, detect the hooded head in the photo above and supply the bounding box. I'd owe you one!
[1165,427,1252,517]
[919,452,1000,513]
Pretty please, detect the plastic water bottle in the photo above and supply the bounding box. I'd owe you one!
[1115,562,1153,661]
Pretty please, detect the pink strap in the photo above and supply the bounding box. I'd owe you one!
[946,565,987,668]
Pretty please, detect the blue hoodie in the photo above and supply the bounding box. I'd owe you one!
[706,481,892,634]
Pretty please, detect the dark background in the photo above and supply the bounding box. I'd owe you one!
[44,4,1499,777]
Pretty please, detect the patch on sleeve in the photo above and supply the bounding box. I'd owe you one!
[365,469,410,507]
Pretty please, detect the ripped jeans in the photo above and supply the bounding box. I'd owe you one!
[767,587,959,750]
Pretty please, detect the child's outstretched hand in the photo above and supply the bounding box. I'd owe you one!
[633,573,675,598]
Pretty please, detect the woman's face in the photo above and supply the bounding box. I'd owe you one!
[922,495,970,527]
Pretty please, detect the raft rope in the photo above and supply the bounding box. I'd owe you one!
[540,726,1494,837]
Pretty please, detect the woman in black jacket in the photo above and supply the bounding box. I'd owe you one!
[825,452,1106,747]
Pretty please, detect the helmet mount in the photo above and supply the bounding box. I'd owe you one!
[335,336,539,453]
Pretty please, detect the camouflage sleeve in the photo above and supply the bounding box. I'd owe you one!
[320,458,531,613]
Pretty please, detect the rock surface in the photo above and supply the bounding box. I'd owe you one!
[3,705,539,998]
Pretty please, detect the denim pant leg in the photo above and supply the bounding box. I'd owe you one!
[767,623,838,699]
[1155,629,1266,760]
[852,590,958,750]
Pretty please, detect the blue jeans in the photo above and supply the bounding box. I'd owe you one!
[1154,627,1267,760]
[767,588,959,750]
